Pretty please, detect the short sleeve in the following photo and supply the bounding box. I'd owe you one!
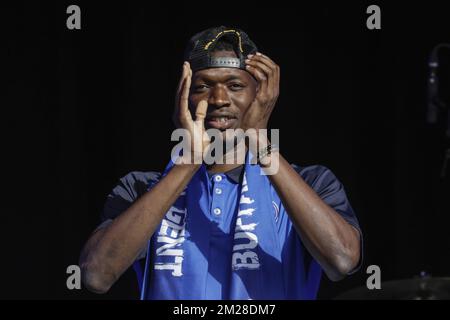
[96,171,161,260]
[101,171,161,222]
[292,164,363,274]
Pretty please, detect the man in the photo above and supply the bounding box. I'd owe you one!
[79,26,362,299]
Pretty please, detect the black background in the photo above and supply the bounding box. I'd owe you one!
[2,1,450,299]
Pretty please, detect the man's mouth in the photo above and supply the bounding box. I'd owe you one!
[205,116,237,130]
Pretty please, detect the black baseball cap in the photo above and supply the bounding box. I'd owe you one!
[184,26,258,73]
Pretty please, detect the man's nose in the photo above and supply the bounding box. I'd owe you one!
[208,85,230,108]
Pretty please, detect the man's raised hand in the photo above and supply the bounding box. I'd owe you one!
[173,62,210,165]
[241,52,280,131]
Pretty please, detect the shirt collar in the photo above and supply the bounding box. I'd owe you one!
[207,164,244,184]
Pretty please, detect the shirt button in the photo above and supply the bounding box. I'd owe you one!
[215,188,222,195]
[213,208,221,215]
[214,175,222,182]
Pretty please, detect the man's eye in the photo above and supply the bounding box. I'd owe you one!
[194,84,209,92]
[229,83,244,90]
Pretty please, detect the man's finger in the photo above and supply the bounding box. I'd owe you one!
[173,63,189,127]
[246,64,268,95]
[248,53,280,90]
[176,62,188,95]
[195,100,208,122]
[245,58,274,91]
[175,63,188,110]
[245,59,272,77]
[179,63,193,123]
[251,52,278,70]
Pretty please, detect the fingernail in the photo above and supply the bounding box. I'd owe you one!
[256,52,262,56]
[247,54,254,58]
[245,59,250,63]
[246,65,251,69]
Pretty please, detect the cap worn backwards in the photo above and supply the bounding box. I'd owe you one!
[184,26,258,73]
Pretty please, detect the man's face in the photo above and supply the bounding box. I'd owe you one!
[189,51,257,133]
